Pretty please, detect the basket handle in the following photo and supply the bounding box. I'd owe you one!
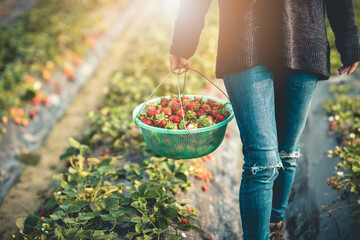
[134,67,231,134]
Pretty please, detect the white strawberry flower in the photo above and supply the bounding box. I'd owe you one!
[182,232,187,238]
[335,115,340,121]
[328,116,334,122]
[349,133,356,139]
[337,171,344,176]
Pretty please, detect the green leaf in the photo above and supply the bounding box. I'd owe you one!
[175,172,187,183]
[138,183,149,195]
[135,223,143,233]
[158,218,168,230]
[352,164,360,172]
[64,229,77,239]
[120,197,131,205]
[24,214,39,234]
[351,209,360,217]
[54,226,65,239]
[76,200,89,208]
[68,137,81,149]
[164,206,178,218]
[131,217,142,223]
[153,228,162,234]
[44,198,57,212]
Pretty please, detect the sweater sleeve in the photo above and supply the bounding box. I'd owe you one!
[325,0,360,66]
[170,0,212,59]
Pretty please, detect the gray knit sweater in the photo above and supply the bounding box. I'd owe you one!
[170,0,360,80]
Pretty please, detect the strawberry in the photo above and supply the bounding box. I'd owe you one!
[32,96,41,105]
[22,118,29,127]
[186,209,192,214]
[177,110,185,117]
[159,120,168,128]
[210,103,218,109]
[147,107,157,117]
[181,219,188,224]
[142,119,152,125]
[42,97,50,106]
[196,109,205,117]
[183,96,190,100]
[158,106,164,112]
[210,109,217,118]
[202,185,208,192]
[163,107,172,116]
[194,97,202,103]
[201,104,211,112]
[207,116,214,125]
[14,117,21,125]
[205,84,212,91]
[2,116,8,124]
[169,115,174,121]
[172,115,181,123]
[185,103,196,111]
[39,207,45,217]
[171,104,181,112]
[29,110,36,119]
[154,119,160,126]
[139,115,145,120]
[216,113,226,122]
[161,98,169,107]
[206,237,212,240]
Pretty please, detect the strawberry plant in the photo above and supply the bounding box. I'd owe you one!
[322,82,360,221]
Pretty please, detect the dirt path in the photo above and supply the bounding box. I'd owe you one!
[0,1,150,238]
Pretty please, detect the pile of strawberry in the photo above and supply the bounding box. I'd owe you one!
[138,95,230,130]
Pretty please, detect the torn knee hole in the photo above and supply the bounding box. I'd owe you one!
[250,162,283,175]
[279,150,302,159]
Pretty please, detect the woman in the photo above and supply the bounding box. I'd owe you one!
[169,0,360,239]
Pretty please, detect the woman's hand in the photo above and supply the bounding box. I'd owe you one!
[338,62,358,75]
[170,54,190,75]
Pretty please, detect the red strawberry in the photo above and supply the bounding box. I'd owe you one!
[194,97,202,103]
[147,107,157,117]
[22,118,29,127]
[172,115,181,123]
[169,115,175,121]
[205,84,212,91]
[171,104,181,112]
[154,119,160,126]
[210,103,218,109]
[163,108,172,116]
[14,117,21,125]
[29,110,36,119]
[142,119,152,125]
[185,104,196,111]
[181,219,188,224]
[201,104,211,112]
[177,110,185,117]
[159,120,168,128]
[202,185,208,192]
[206,237,212,240]
[32,96,41,105]
[42,97,50,106]
[207,116,214,125]
[183,96,190,100]
[210,110,217,118]
[39,207,45,217]
[196,109,205,117]
[161,98,169,107]
[216,113,226,122]
[158,106,164,112]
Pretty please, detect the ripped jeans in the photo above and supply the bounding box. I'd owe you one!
[223,65,317,240]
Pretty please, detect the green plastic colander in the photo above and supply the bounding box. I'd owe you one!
[132,94,234,159]
[132,68,235,159]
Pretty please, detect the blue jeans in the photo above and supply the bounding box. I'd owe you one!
[223,65,317,240]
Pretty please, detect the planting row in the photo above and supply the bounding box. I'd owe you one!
[0,0,130,142]
[322,83,360,222]
[12,3,220,240]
